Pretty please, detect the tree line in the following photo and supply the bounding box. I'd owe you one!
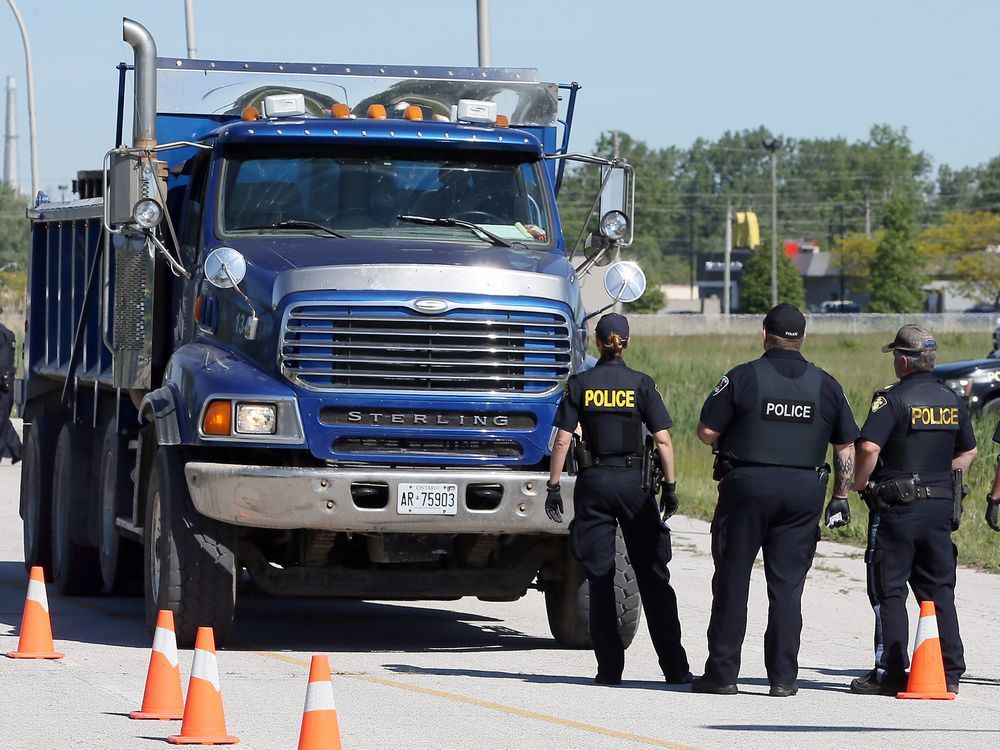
[559,125,1000,312]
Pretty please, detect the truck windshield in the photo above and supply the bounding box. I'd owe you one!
[220,148,553,246]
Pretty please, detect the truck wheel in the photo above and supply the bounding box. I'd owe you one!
[20,416,58,572]
[98,421,141,594]
[144,446,237,647]
[545,529,642,649]
[51,423,103,595]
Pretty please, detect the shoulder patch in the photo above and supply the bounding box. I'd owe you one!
[711,375,730,396]
[870,395,888,413]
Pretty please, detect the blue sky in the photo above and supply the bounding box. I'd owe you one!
[1,1,998,198]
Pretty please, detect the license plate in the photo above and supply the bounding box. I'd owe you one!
[396,483,459,515]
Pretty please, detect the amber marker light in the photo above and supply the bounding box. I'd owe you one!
[495,114,509,128]
[331,103,351,119]
[202,400,232,436]
[403,105,423,121]
[366,104,387,119]
[241,105,260,121]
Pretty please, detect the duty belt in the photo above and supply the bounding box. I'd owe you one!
[591,454,641,468]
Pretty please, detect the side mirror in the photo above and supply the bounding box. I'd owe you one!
[204,247,247,288]
[598,164,634,247]
[603,260,646,303]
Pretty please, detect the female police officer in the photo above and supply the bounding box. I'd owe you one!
[544,312,690,685]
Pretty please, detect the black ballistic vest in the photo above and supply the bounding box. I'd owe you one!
[719,358,830,468]
[878,378,961,475]
[577,362,644,457]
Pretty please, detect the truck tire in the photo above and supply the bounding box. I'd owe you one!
[144,446,237,647]
[20,416,58,572]
[545,529,642,649]
[51,423,103,595]
[98,420,141,594]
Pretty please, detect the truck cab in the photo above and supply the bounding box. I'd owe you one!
[18,18,643,647]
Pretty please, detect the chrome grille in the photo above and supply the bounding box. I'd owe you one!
[280,302,572,394]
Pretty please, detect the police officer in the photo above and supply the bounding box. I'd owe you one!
[694,303,859,697]
[0,309,21,464]
[546,312,690,685]
[851,324,977,695]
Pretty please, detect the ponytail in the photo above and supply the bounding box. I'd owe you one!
[597,332,626,359]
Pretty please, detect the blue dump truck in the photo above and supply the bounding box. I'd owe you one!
[17,19,646,646]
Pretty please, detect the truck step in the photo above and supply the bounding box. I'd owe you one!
[115,516,143,542]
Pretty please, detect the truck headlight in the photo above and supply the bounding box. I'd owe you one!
[235,403,277,434]
[132,198,163,228]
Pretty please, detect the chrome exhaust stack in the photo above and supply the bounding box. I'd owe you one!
[123,17,157,150]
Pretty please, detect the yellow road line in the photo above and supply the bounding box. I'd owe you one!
[256,651,698,750]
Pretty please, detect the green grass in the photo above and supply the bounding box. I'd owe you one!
[625,332,1000,572]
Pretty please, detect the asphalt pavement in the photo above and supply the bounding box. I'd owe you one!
[0,421,998,749]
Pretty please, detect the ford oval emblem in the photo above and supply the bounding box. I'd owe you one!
[413,298,449,314]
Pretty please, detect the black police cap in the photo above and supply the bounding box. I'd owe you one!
[763,303,806,339]
[595,312,629,340]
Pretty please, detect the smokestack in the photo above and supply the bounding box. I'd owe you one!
[3,77,17,193]
[122,18,157,150]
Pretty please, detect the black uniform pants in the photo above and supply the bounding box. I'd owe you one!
[570,466,689,680]
[864,498,964,683]
[703,466,824,686]
[0,386,20,462]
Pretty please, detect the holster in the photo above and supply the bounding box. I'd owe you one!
[952,468,965,531]
[817,463,831,490]
[641,435,664,493]
[573,435,593,471]
[712,449,735,482]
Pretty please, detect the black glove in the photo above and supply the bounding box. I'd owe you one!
[987,495,1000,532]
[659,482,678,520]
[545,483,563,524]
[824,496,851,528]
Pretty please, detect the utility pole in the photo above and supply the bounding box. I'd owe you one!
[476,0,492,66]
[688,209,695,297]
[184,0,198,59]
[863,185,871,238]
[724,202,732,319]
[762,137,782,307]
[3,76,17,193]
[836,204,846,303]
[5,0,38,200]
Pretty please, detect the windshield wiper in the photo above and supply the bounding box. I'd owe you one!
[234,219,346,238]
[397,214,514,248]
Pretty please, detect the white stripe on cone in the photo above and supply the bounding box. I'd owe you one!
[913,613,940,652]
[303,680,336,713]
[26,578,48,612]
[152,625,179,668]
[190,649,221,692]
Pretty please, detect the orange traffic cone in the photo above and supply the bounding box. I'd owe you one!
[130,610,185,720]
[897,600,956,700]
[168,627,239,745]
[297,655,343,750]
[6,566,64,659]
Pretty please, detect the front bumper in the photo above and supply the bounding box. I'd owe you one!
[184,462,574,533]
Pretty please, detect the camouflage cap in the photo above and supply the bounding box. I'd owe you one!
[881,324,938,354]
